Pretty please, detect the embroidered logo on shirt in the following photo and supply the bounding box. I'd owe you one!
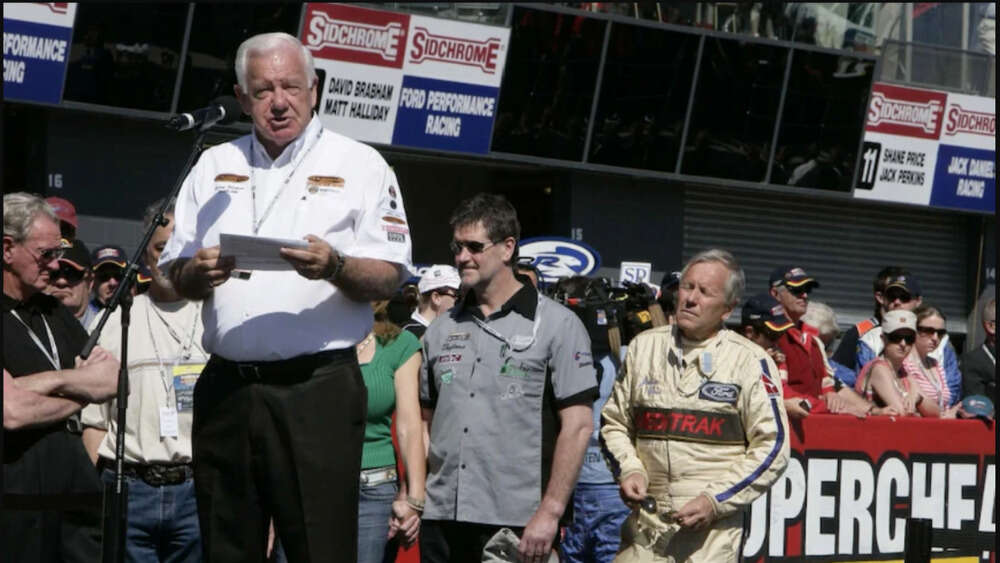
[639,377,662,395]
[306,175,345,194]
[214,174,249,182]
[447,332,470,342]
[500,382,524,400]
[437,353,462,364]
[382,215,407,225]
[439,369,454,385]
[387,232,406,243]
[699,382,741,404]
[634,406,745,444]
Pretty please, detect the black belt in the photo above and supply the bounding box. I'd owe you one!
[97,458,194,487]
[212,348,356,383]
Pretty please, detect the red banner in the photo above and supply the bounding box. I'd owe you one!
[745,414,996,561]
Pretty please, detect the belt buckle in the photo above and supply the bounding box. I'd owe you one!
[236,363,261,381]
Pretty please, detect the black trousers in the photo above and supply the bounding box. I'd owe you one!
[420,520,527,563]
[192,351,367,563]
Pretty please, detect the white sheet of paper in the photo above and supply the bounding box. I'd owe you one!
[219,233,309,271]
[159,407,179,438]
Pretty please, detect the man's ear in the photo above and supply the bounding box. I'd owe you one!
[2,235,15,265]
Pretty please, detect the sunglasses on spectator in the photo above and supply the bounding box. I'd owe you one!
[434,289,459,299]
[884,289,912,303]
[449,239,497,255]
[27,244,66,263]
[886,332,916,345]
[54,265,86,284]
[917,326,947,338]
[96,269,124,283]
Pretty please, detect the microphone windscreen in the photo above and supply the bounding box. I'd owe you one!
[212,96,243,125]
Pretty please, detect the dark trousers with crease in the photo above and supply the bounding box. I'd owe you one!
[192,352,367,563]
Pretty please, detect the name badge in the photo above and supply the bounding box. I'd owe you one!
[159,407,179,438]
[173,363,205,413]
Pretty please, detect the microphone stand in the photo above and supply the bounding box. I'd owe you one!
[81,125,214,563]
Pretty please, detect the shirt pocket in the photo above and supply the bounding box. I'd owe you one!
[496,351,547,400]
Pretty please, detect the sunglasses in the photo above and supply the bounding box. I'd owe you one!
[917,326,947,338]
[884,290,913,303]
[449,239,497,255]
[96,269,124,283]
[886,332,916,345]
[435,289,459,299]
[54,265,86,284]
[27,244,66,263]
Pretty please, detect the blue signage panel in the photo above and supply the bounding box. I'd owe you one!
[929,144,996,213]
[2,18,73,104]
[391,74,498,154]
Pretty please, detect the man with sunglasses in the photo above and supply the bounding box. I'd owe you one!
[419,194,597,563]
[769,266,870,417]
[45,238,99,329]
[401,264,461,339]
[3,192,120,562]
[90,244,127,311]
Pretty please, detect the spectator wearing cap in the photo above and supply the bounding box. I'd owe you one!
[833,267,921,382]
[90,244,126,310]
[769,266,870,417]
[401,265,461,339]
[740,293,810,419]
[961,297,995,400]
[855,310,936,417]
[45,196,78,239]
[44,238,99,329]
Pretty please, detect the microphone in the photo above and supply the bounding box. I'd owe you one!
[166,96,242,131]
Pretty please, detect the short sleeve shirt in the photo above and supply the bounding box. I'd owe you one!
[419,284,598,526]
[159,116,414,361]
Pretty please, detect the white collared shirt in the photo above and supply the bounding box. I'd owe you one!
[159,116,414,361]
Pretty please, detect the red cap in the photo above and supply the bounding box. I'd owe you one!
[45,196,78,228]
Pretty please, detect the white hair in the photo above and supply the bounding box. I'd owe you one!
[681,248,745,307]
[234,32,316,92]
[802,301,839,337]
[3,192,57,242]
[984,298,996,324]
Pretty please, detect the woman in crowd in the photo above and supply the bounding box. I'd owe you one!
[855,310,933,417]
[902,304,961,417]
[357,300,426,563]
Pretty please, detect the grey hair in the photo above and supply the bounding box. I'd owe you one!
[802,301,839,337]
[3,192,57,242]
[984,298,996,324]
[234,32,316,92]
[142,197,176,231]
[681,248,745,307]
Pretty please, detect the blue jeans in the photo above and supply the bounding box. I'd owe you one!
[100,468,201,562]
[562,482,631,563]
[357,480,399,563]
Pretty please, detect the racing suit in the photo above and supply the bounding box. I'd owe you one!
[601,326,789,562]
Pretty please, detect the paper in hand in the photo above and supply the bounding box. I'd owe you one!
[219,233,308,271]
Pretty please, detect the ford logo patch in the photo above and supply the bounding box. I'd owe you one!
[519,237,601,283]
[699,382,740,404]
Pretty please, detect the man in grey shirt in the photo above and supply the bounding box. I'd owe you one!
[420,193,597,563]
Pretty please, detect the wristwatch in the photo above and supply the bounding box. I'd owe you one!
[326,252,345,281]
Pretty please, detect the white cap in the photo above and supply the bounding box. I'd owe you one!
[418,265,461,294]
[882,310,917,334]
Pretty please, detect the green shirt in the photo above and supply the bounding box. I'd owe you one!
[361,330,422,470]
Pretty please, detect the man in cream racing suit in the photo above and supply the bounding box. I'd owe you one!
[601,249,789,562]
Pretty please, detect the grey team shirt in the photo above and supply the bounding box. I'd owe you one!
[420,286,598,526]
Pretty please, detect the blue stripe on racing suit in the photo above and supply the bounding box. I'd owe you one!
[714,359,785,504]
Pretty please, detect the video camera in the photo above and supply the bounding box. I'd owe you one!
[550,277,667,352]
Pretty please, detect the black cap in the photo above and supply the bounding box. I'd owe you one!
[769,265,819,290]
[741,293,794,331]
[91,245,127,270]
[58,238,92,271]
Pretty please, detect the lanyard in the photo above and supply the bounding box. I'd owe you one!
[983,344,995,365]
[472,294,543,353]
[9,310,61,370]
[146,300,201,401]
[249,127,322,235]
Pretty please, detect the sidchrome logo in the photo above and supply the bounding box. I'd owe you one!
[944,105,996,137]
[305,12,403,61]
[409,27,502,74]
[867,91,942,134]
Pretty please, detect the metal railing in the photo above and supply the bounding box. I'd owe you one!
[879,39,996,96]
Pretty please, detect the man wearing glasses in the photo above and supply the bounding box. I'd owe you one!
[419,193,597,563]
[44,238,98,329]
[89,244,127,311]
[401,264,461,339]
[769,266,870,417]
[3,192,119,562]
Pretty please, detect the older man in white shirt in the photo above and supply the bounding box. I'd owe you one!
[159,32,413,562]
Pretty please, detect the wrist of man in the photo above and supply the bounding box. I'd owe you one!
[325,251,345,282]
[536,496,565,520]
